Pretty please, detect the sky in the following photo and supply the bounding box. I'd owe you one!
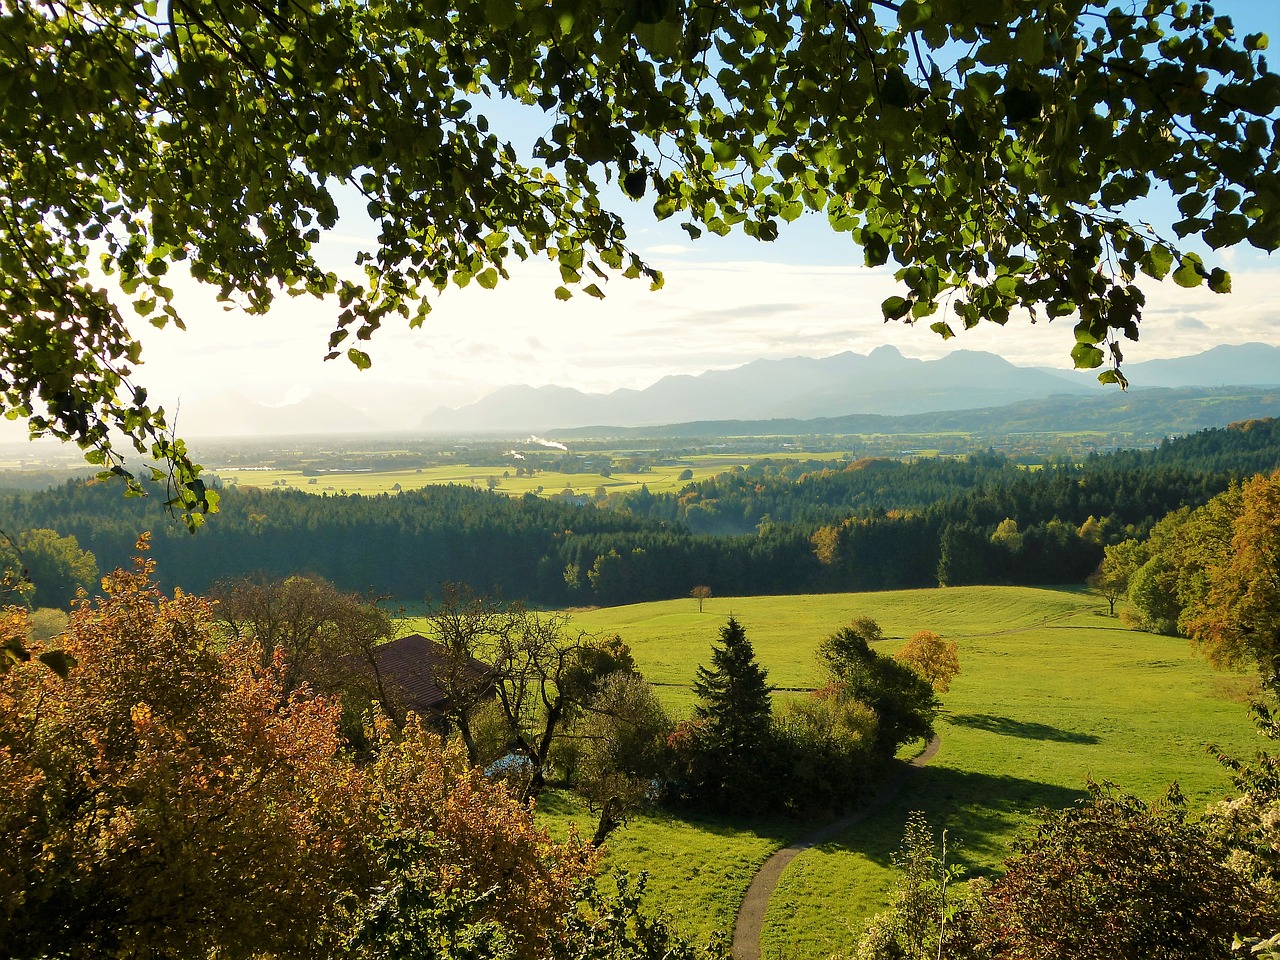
[18,0,1280,439]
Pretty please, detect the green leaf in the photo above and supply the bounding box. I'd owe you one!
[863,231,890,267]
[897,0,931,30]
[1003,86,1042,124]
[1203,214,1249,249]
[1015,20,1045,63]
[631,0,669,25]
[1208,267,1232,294]
[1172,256,1204,288]
[485,0,518,29]
[1177,193,1208,217]
[476,268,499,289]
[879,68,912,109]
[952,113,981,152]
[634,18,682,59]
[1071,342,1105,369]
[881,295,913,320]
[1140,246,1173,281]
[623,170,648,199]
[554,286,573,301]
[347,348,372,370]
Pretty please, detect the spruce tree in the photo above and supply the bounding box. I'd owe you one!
[691,617,774,811]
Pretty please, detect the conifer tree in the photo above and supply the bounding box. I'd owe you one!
[690,617,774,811]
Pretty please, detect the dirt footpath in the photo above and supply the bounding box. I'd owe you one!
[731,735,943,960]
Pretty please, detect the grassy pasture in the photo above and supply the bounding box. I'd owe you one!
[216,463,715,497]
[210,451,851,499]
[531,586,1262,953]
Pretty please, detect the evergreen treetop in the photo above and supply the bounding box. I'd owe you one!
[692,616,773,754]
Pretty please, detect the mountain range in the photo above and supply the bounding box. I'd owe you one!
[107,342,1280,439]
[548,386,1280,443]
[419,342,1280,434]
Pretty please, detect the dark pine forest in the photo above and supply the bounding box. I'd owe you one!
[2,418,1278,606]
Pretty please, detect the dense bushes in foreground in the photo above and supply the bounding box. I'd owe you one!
[857,742,1280,960]
[0,550,721,960]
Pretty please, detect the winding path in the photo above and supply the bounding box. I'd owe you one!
[730,734,942,960]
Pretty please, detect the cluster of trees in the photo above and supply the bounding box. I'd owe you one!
[0,539,960,958]
[404,593,954,824]
[611,421,1280,536]
[0,528,98,611]
[3,419,1278,611]
[665,617,953,817]
[1,547,654,960]
[857,769,1280,960]
[1098,467,1280,697]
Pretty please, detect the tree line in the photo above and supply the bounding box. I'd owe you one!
[1,419,1278,608]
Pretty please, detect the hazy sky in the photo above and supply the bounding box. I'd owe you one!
[30,0,1280,438]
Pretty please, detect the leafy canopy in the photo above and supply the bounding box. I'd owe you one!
[0,545,602,960]
[2,0,1277,520]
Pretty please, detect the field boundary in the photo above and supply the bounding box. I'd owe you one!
[731,734,942,960]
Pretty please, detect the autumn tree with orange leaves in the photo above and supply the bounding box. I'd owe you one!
[0,543,376,958]
[0,541,607,960]
[894,631,961,693]
[1184,470,1280,698]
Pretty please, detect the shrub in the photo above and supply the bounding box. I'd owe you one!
[854,813,968,960]
[775,692,877,815]
[956,782,1277,960]
[821,621,937,759]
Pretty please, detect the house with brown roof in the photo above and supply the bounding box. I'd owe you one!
[368,632,494,720]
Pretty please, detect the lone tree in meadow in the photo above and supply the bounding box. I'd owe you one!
[690,584,712,613]
[894,630,961,693]
[1090,535,1150,619]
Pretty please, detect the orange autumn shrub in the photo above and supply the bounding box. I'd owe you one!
[0,541,597,960]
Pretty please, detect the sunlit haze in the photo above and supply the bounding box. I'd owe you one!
[10,0,1279,440]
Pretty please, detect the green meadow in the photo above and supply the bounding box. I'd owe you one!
[211,451,851,499]
[531,586,1263,954]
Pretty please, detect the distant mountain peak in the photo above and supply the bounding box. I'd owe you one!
[417,343,1280,434]
[867,344,905,358]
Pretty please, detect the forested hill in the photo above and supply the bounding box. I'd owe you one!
[614,417,1280,535]
[1,418,1276,606]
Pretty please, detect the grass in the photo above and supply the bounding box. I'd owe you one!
[538,789,795,942]
[526,587,1264,955]
[210,451,852,499]
[215,463,717,498]
[565,586,1092,714]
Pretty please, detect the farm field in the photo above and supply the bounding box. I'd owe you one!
[532,586,1264,953]
[209,451,853,499]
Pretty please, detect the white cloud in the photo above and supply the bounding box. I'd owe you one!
[2,248,1276,443]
